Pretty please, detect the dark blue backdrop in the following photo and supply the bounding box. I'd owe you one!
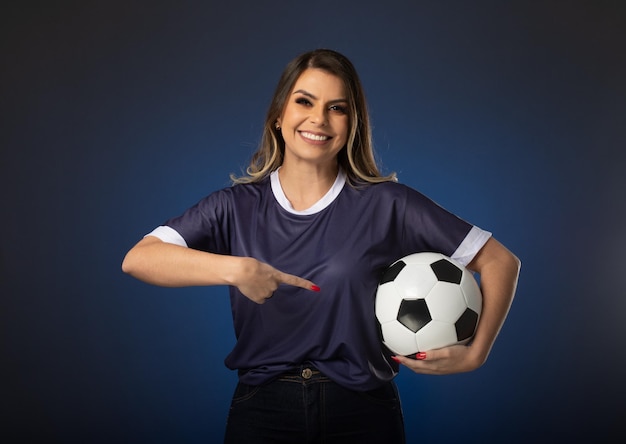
[2,1,625,443]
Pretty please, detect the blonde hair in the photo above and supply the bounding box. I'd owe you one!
[231,49,396,185]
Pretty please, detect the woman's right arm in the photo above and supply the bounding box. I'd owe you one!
[122,235,242,287]
[121,236,318,303]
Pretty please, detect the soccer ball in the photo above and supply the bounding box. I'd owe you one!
[375,252,482,357]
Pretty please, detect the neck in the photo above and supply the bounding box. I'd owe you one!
[278,162,339,211]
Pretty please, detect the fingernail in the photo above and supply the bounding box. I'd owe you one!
[391,356,401,363]
[310,285,321,292]
[415,352,426,360]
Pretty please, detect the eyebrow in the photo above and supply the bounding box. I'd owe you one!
[292,89,348,104]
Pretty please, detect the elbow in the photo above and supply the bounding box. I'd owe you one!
[494,238,521,279]
[121,254,132,275]
[505,251,521,300]
[121,236,165,282]
[121,249,139,276]
[512,252,522,278]
[509,251,521,275]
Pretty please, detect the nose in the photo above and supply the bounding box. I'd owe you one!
[309,106,327,126]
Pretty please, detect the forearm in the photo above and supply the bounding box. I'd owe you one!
[121,236,240,287]
[467,238,521,365]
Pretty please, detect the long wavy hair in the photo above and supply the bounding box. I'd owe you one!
[231,49,396,185]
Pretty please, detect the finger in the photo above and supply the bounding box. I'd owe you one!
[414,352,427,360]
[391,352,427,365]
[277,272,321,292]
[391,354,438,375]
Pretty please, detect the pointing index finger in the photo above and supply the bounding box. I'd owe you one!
[278,272,320,292]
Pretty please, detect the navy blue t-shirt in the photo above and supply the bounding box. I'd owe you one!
[149,171,490,390]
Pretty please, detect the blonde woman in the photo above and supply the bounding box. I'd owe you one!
[123,49,520,443]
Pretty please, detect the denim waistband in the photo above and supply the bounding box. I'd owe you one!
[278,364,330,382]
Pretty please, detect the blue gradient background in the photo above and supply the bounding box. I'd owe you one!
[2,1,625,443]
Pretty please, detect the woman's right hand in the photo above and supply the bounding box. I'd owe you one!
[231,257,320,304]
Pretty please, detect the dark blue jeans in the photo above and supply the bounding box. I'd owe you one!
[224,365,405,444]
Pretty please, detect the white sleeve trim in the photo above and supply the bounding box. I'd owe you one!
[451,226,492,267]
[144,226,188,248]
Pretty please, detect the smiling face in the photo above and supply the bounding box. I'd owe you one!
[277,68,350,170]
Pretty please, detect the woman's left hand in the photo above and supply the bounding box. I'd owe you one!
[391,344,483,375]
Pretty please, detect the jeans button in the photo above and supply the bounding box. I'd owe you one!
[301,368,313,379]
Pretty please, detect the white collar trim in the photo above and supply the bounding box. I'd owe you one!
[270,168,346,215]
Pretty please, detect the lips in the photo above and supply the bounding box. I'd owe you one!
[299,131,331,142]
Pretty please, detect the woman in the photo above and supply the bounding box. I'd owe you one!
[122,49,520,443]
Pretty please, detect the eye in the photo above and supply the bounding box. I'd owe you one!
[295,97,313,106]
[329,104,348,114]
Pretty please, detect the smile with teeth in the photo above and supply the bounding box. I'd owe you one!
[300,131,331,142]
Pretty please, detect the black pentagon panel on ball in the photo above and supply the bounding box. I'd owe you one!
[397,299,432,333]
[455,308,479,341]
[430,259,462,284]
[380,260,406,284]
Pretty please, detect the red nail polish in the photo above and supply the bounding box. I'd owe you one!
[415,352,426,360]
[310,285,321,292]
[391,356,401,363]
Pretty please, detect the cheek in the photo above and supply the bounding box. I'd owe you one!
[339,125,350,145]
[334,117,349,138]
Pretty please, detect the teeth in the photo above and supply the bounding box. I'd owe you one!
[301,131,329,141]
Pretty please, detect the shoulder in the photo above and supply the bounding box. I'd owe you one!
[343,181,447,218]
[347,180,424,201]
[200,178,270,203]
[176,179,270,221]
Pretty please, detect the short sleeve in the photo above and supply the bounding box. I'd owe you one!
[401,186,491,266]
[146,190,233,254]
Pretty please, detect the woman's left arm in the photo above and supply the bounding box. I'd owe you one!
[393,237,521,374]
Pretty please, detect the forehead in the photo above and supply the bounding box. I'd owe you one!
[291,68,346,98]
